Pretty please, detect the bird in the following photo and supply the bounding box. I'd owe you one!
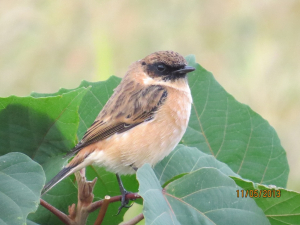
[42,50,195,213]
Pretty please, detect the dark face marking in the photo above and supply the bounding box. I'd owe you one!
[146,62,187,81]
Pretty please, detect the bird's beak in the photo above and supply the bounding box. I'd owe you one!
[173,65,195,75]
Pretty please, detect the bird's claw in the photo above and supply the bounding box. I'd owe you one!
[116,190,133,215]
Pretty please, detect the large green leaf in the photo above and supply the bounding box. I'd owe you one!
[184,55,289,187]
[0,152,45,225]
[137,164,180,225]
[232,177,300,225]
[26,220,39,225]
[0,87,88,167]
[137,164,270,225]
[154,144,239,186]
[31,76,121,139]
[0,88,88,224]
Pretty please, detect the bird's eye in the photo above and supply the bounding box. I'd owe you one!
[157,64,166,72]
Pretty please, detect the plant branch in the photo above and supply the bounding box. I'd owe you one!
[40,198,71,225]
[40,168,141,225]
[40,193,141,221]
[121,213,144,225]
[68,169,97,225]
[88,193,141,213]
[94,195,111,225]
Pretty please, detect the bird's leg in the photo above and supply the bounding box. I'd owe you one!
[130,164,138,171]
[116,173,133,215]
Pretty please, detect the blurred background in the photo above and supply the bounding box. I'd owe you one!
[0,0,299,194]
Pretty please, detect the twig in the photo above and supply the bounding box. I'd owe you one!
[122,213,144,225]
[94,195,111,225]
[69,170,97,225]
[41,193,141,220]
[40,198,71,225]
[40,168,141,224]
[88,193,141,213]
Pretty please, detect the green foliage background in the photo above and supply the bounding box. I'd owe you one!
[0,1,299,193]
[0,56,298,225]
[0,1,299,224]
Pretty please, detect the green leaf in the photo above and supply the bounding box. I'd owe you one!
[31,76,121,139]
[26,219,40,225]
[0,88,89,224]
[154,144,238,187]
[0,87,89,167]
[0,152,45,225]
[138,164,270,225]
[184,55,289,187]
[137,164,180,225]
[232,177,300,225]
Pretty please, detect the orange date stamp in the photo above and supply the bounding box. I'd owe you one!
[236,189,281,198]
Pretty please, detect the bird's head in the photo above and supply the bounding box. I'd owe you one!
[140,51,195,82]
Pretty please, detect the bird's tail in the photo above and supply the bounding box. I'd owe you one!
[42,147,94,195]
[41,166,75,195]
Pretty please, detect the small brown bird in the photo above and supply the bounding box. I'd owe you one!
[42,51,195,212]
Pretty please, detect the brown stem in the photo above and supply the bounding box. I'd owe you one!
[69,170,97,225]
[40,168,141,225]
[41,193,141,221]
[40,199,71,225]
[94,195,111,225]
[88,193,141,213]
[122,213,144,225]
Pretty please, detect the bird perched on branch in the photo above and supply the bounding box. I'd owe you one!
[42,50,195,213]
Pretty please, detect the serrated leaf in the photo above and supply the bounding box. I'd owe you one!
[184,55,289,187]
[0,152,45,225]
[138,164,270,225]
[232,177,300,225]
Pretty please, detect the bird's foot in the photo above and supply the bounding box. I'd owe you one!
[116,189,133,215]
[116,173,134,215]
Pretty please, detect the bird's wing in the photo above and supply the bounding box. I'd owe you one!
[66,84,168,157]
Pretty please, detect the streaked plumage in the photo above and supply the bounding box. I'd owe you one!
[42,51,195,198]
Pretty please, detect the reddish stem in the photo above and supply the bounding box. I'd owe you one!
[88,193,141,213]
[40,199,71,225]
